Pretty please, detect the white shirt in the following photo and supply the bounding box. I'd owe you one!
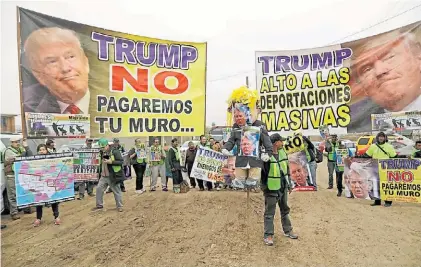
[57,90,90,114]
[385,95,421,113]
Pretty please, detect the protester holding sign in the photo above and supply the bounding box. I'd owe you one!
[222,86,272,190]
[303,136,318,190]
[149,138,168,192]
[360,132,398,207]
[92,139,124,212]
[198,135,213,191]
[33,144,61,227]
[128,138,147,194]
[76,138,96,200]
[412,141,421,158]
[3,136,33,220]
[261,133,298,246]
[168,138,182,193]
[335,142,352,197]
[325,134,339,189]
[185,141,199,189]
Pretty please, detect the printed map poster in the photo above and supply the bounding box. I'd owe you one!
[344,158,380,200]
[336,149,349,167]
[371,111,421,131]
[25,113,90,139]
[239,126,260,158]
[18,8,207,138]
[73,148,100,182]
[256,21,421,135]
[379,159,421,203]
[288,151,315,191]
[14,153,75,208]
[149,146,162,161]
[191,147,228,182]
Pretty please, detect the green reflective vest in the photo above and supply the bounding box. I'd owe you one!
[267,149,288,191]
[327,142,338,161]
[133,146,146,164]
[110,153,121,173]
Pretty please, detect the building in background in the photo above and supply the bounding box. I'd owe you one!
[0,114,17,134]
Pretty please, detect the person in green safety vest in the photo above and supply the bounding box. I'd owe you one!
[92,138,124,212]
[128,138,148,194]
[334,141,352,197]
[261,133,298,246]
[325,134,339,189]
[168,138,182,193]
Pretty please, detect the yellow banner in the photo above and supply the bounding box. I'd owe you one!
[18,8,206,137]
[284,133,305,154]
[379,159,421,203]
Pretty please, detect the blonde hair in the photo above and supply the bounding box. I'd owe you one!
[24,27,84,68]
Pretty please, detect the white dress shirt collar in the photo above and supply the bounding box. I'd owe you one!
[57,90,90,114]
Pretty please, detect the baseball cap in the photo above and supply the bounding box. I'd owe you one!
[270,133,286,144]
[10,136,21,142]
[113,138,120,142]
[86,138,93,142]
[97,138,109,148]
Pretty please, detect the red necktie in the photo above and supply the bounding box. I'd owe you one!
[65,104,82,114]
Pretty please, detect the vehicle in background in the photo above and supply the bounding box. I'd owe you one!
[208,126,230,142]
[356,133,414,156]
[356,135,375,156]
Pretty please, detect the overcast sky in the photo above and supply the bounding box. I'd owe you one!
[1,0,420,126]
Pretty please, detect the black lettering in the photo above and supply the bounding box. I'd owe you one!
[169,119,180,131]
[343,85,351,102]
[130,98,140,112]
[162,100,173,113]
[119,97,130,112]
[94,117,108,134]
[266,95,273,109]
[107,97,118,112]
[152,99,161,113]
[184,100,193,114]
[142,98,151,113]
[174,100,184,114]
[130,118,142,132]
[97,96,108,112]
[260,95,266,109]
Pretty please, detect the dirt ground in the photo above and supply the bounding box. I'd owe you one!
[1,164,421,267]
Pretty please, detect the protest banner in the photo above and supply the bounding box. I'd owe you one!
[191,147,228,183]
[284,133,305,155]
[379,159,421,203]
[25,113,90,139]
[371,111,421,131]
[344,158,380,200]
[14,152,74,208]
[18,8,207,138]
[336,148,349,167]
[73,148,100,182]
[239,126,260,157]
[255,21,421,135]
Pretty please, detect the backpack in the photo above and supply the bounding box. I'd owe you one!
[315,149,323,163]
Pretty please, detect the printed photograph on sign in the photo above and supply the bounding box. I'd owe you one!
[239,126,260,157]
[222,156,236,185]
[13,154,75,207]
[344,158,380,200]
[255,21,421,135]
[73,148,100,182]
[371,111,421,131]
[336,149,349,167]
[25,113,90,139]
[18,8,206,138]
[136,149,147,159]
[288,151,315,191]
[150,146,162,161]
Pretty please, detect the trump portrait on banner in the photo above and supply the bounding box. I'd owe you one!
[22,27,90,115]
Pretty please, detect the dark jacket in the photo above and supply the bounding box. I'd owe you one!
[23,83,62,113]
[261,158,288,196]
[168,147,181,170]
[413,150,421,158]
[223,120,273,168]
[3,145,33,175]
[99,148,124,182]
[185,148,197,167]
[303,136,316,162]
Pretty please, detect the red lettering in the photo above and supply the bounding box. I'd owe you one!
[387,171,414,183]
[111,65,148,92]
[155,71,188,95]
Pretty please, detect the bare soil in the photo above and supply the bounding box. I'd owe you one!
[1,165,421,267]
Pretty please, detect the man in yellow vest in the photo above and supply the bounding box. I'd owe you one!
[261,133,298,246]
[92,138,124,212]
[325,134,339,189]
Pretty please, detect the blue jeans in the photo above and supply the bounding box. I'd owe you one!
[308,161,317,189]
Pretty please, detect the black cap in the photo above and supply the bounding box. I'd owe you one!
[86,138,93,142]
[270,133,286,144]
[113,138,120,142]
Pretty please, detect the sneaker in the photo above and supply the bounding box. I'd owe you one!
[121,188,126,192]
[163,187,168,192]
[11,214,20,220]
[1,225,6,230]
[77,195,84,200]
[91,206,104,212]
[327,186,333,189]
[370,202,381,206]
[264,236,274,246]
[199,188,204,191]
[216,187,221,191]
[117,207,123,212]
[150,187,156,192]
[54,218,61,225]
[284,232,298,239]
[135,189,145,194]
[106,188,112,194]
[33,219,41,227]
